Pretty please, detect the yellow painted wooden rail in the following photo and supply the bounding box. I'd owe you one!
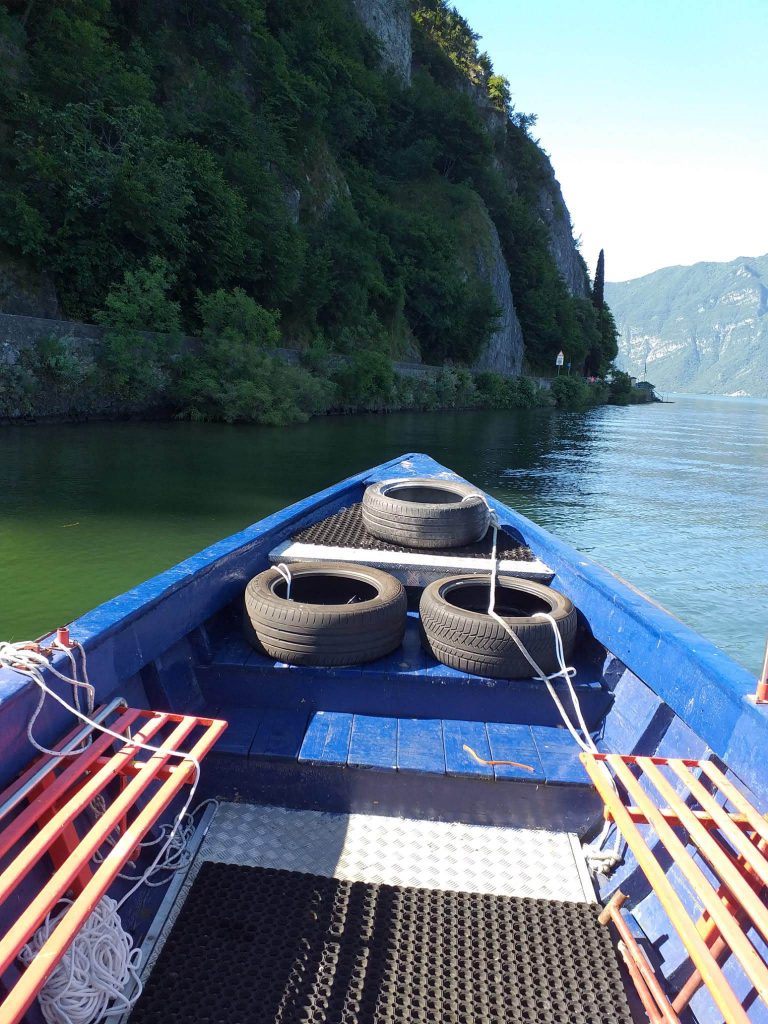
[581,753,768,1024]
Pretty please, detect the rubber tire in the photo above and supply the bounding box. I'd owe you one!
[243,561,407,666]
[419,575,577,679]
[361,478,490,549]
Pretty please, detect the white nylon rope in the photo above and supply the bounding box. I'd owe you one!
[462,494,622,875]
[22,639,96,758]
[0,640,216,1024]
[17,897,142,1024]
[275,562,293,600]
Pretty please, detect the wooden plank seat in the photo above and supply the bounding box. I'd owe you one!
[581,752,768,1024]
[211,706,594,786]
[0,703,226,1024]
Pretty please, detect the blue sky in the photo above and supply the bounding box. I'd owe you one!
[452,0,768,281]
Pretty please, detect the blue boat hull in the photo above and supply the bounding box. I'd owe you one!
[1,452,765,1024]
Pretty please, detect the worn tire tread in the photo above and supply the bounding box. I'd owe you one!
[419,575,577,679]
[362,478,490,549]
[244,561,406,666]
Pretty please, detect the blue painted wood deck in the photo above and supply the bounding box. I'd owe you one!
[199,615,611,730]
[397,718,445,774]
[212,706,591,787]
[202,706,599,832]
[299,710,354,765]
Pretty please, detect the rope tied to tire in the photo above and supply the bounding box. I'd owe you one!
[461,494,622,876]
[244,561,407,667]
[275,562,293,600]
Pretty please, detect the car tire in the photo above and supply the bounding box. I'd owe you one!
[244,561,407,666]
[420,574,577,678]
[361,477,490,549]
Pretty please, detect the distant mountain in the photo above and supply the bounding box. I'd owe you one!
[605,254,768,397]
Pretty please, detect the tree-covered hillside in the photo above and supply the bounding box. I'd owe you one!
[0,0,618,420]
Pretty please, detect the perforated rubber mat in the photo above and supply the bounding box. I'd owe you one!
[129,863,632,1024]
[293,503,534,561]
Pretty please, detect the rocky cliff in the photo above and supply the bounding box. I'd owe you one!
[607,254,768,397]
[536,173,590,298]
[472,203,524,375]
[352,0,412,83]
[346,0,587,369]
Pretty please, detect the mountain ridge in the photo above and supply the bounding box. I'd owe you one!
[606,253,768,397]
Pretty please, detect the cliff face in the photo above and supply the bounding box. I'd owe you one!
[472,205,524,375]
[536,172,590,298]
[350,0,587,326]
[607,254,768,397]
[352,0,412,83]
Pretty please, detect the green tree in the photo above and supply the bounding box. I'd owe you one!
[172,288,333,423]
[94,257,182,401]
[95,258,181,335]
[196,289,280,351]
[608,369,634,404]
[593,249,605,310]
[333,350,396,410]
[487,75,511,115]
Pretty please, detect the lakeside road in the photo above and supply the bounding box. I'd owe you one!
[1,395,765,673]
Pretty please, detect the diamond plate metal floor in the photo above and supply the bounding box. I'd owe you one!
[199,802,595,903]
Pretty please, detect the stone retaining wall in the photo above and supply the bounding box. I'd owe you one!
[0,311,546,420]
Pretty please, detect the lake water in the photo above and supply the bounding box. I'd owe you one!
[1,394,765,674]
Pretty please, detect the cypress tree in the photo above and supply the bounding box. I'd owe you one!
[593,249,605,310]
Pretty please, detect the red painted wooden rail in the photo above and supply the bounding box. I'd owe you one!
[0,705,226,1024]
[581,752,768,1024]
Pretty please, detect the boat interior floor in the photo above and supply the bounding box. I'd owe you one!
[128,803,637,1024]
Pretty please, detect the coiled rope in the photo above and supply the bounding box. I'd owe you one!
[462,494,622,875]
[17,897,141,1024]
[0,640,217,1024]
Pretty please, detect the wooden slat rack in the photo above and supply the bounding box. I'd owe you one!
[0,704,226,1024]
[581,752,768,1024]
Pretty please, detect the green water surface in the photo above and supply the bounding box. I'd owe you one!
[1,395,766,673]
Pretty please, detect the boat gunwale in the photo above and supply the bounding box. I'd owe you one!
[0,455,413,713]
[0,452,764,803]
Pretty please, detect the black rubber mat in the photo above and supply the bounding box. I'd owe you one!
[130,863,633,1024]
[293,503,535,562]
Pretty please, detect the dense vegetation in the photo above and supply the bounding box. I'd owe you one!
[0,0,619,422]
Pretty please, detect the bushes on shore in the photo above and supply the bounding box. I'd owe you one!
[2,291,629,422]
[170,289,334,425]
[550,376,608,408]
[0,331,96,418]
[93,258,181,402]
